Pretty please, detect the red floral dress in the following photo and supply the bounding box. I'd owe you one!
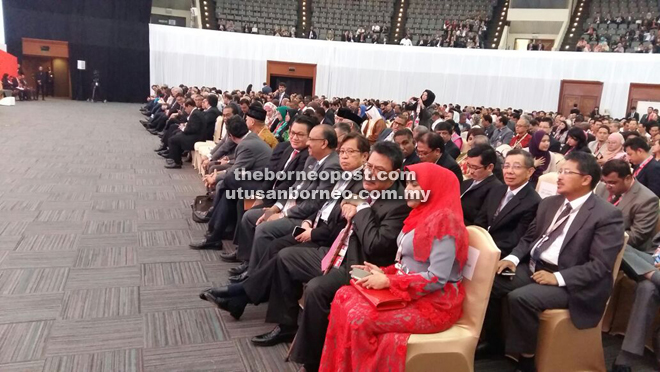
[319,266,465,372]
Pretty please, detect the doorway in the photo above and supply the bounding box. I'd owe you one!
[270,75,314,97]
[21,38,71,98]
[558,80,603,117]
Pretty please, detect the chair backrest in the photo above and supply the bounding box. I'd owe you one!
[536,172,559,199]
[458,226,501,335]
[612,233,629,281]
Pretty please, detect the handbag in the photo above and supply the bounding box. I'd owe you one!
[350,280,407,311]
[191,193,213,223]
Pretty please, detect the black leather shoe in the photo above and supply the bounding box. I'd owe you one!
[140,119,150,126]
[251,325,297,347]
[228,262,248,276]
[219,251,239,263]
[164,163,181,169]
[475,341,504,360]
[214,294,249,320]
[148,129,159,135]
[611,363,632,372]
[157,151,169,158]
[154,145,166,152]
[158,133,164,139]
[515,356,536,372]
[199,286,231,302]
[189,240,222,250]
[228,270,249,283]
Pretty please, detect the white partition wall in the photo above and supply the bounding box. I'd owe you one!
[0,0,6,51]
[150,24,660,117]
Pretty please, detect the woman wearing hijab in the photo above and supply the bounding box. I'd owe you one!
[272,107,296,142]
[264,102,278,128]
[362,105,386,145]
[528,130,564,186]
[560,127,591,155]
[597,132,628,165]
[319,163,467,372]
[404,89,436,129]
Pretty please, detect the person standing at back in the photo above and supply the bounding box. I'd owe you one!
[35,66,47,101]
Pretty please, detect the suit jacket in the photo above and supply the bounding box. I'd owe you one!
[549,136,562,153]
[181,109,205,142]
[436,153,463,183]
[210,134,237,161]
[627,111,640,121]
[635,158,660,197]
[219,132,273,189]
[345,182,412,267]
[596,180,659,252]
[203,106,221,141]
[36,71,47,84]
[510,194,624,329]
[308,172,365,247]
[640,114,650,125]
[403,152,421,168]
[260,142,310,207]
[276,92,289,105]
[377,128,392,142]
[444,140,460,159]
[474,182,540,256]
[460,175,502,226]
[278,151,342,220]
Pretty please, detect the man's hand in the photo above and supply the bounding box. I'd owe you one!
[295,229,312,243]
[218,156,230,165]
[267,212,284,223]
[301,220,312,230]
[201,158,210,170]
[256,207,279,225]
[341,203,358,223]
[532,270,558,286]
[496,259,516,274]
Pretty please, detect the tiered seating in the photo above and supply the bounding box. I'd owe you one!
[216,0,298,35]
[404,0,496,46]
[577,0,660,52]
[311,0,394,41]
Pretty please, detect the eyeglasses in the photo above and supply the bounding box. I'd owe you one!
[338,149,361,156]
[502,163,528,170]
[308,138,326,142]
[417,150,431,157]
[557,169,585,176]
[466,164,486,171]
[289,131,308,139]
[364,162,389,174]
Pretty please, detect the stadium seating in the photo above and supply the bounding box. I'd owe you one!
[215,0,298,36]
[311,0,395,42]
[404,0,495,43]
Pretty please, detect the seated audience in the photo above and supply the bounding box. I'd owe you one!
[416,132,463,182]
[362,105,386,145]
[320,163,467,372]
[480,151,624,372]
[246,103,278,149]
[510,116,532,149]
[625,136,660,197]
[528,130,562,186]
[491,115,514,148]
[598,132,628,165]
[588,123,610,159]
[165,98,206,169]
[474,149,540,257]
[538,117,562,152]
[460,145,502,226]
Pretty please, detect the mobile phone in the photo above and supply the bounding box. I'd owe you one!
[500,268,516,276]
[292,226,306,238]
[350,268,372,280]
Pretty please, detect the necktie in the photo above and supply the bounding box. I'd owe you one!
[461,181,476,198]
[609,194,621,206]
[321,223,353,273]
[531,204,573,263]
[283,149,300,171]
[494,190,514,217]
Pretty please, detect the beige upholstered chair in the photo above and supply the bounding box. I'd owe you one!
[405,226,501,372]
[535,172,559,199]
[535,233,629,372]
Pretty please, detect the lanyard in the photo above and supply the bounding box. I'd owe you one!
[530,205,574,254]
[608,179,634,206]
[513,133,529,147]
[633,156,653,178]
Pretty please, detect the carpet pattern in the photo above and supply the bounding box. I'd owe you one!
[0,100,655,371]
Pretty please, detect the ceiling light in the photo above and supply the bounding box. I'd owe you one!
[571,28,575,31]
[206,24,209,27]
[565,45,569,49]
[492,43,496,47]
[570,33,573,37]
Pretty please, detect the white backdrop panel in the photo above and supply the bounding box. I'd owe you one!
[150,24,660,117]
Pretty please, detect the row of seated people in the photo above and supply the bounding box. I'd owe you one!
[1,72,42,101]
[137,85,660,372]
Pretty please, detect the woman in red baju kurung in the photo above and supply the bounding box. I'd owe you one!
[319,162,468,372]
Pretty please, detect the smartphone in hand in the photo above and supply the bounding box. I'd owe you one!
[292,226,306,238]
[350,268,372,280]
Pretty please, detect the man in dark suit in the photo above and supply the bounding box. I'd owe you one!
[479,151,624,372]
[393,129,420,168]
[538,118,562,152]
[231,122,342,280]
[639,106,652,125]
[202,94,221,141]
[627,106,640,121]
[417,132,463,183]
[460,145,502,226]
[165,98,205,169]
[35,66,47,100]
[189,115,273,250]
[209,142,410,372]
[434,121,460,159]
[211,119,312,273]
[275,82,289,106]
[625,136,660,197]
[474,149,541,256]
[147,93,184,136]
[596,159,659,252]
[200,133,371,313]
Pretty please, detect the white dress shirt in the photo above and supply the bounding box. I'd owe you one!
[504,192,593,287]
[276,153,331,213]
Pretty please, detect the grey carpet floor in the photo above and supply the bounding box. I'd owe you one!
[0,100,656,372]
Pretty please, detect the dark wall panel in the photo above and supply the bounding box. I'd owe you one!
[4,0,152,103]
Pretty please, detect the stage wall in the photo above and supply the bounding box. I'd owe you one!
[150,24,660,117]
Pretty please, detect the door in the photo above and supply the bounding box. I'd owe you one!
[558,80,603,117]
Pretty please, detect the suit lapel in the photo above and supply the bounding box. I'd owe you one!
[559,194,596,254]
[617,181,638,212]
[492,184,527,225]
